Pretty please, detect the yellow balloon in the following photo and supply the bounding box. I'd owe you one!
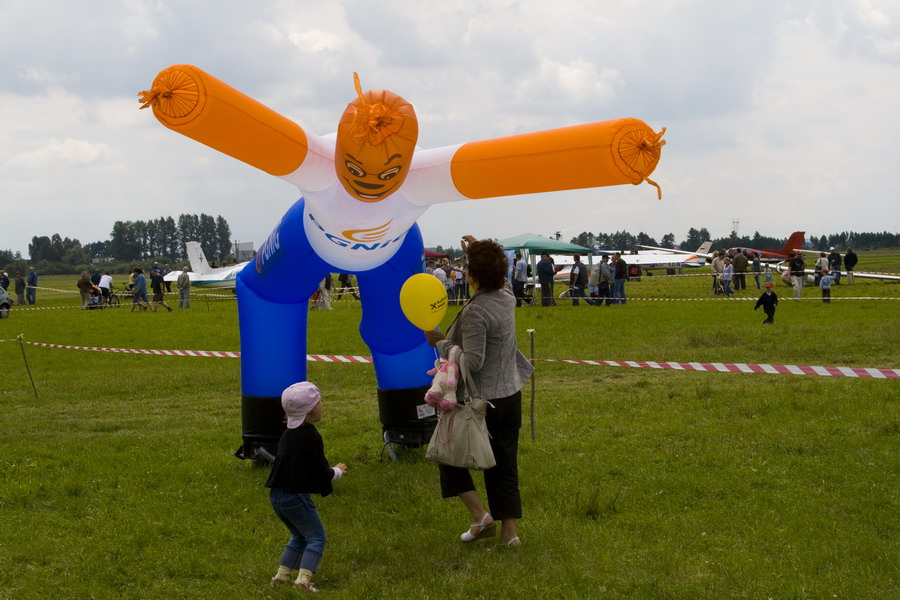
[400,273,448,330]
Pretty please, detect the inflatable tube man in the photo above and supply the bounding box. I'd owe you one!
[139,65,665,459]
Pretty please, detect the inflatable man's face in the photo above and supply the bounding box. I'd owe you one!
[335,74,418,203]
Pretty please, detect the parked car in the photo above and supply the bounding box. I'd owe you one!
[0,285,11,318]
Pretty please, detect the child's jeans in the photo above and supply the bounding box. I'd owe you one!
[270,489,326,572]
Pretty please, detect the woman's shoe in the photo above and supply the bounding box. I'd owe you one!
[461,513,496,542]
[501,536,521,547]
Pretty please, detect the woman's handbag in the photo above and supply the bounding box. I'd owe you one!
[425,349,496,470]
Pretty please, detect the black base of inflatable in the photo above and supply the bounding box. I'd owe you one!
[378,385,435,448]
[234,394,284,461]
[235,386,436,461]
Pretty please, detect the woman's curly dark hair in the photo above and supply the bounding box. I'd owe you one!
[466,239,508,292]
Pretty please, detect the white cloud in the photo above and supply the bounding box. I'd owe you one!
[0,0,898,256]
[9,138,124,169]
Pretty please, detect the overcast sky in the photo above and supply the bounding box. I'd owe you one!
[2,0,899,257]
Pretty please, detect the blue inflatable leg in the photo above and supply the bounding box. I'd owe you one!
[234,198,330,459]
[357,224,437,446]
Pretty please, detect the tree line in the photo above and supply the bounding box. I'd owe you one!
[568,229,900,253]
[0,214,232,275]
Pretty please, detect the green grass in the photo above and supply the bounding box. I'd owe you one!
[1,264,898,599]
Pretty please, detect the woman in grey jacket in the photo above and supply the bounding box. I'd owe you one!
[425,236,534,547]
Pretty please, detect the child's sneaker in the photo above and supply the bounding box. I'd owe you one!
[295,569,319,593]
[294,580,319,593]
[270,575,291,586]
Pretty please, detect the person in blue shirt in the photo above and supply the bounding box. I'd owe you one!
[129,267,149,312]
[26,267,38,304]
[819,269,835,304]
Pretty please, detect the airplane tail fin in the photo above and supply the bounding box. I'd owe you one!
[686,241,712,265]
[185,241,213,275]
[781,231,806,255]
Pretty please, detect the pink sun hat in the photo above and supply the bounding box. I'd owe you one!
[282,381,321,428]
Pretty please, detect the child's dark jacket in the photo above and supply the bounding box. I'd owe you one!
[265,423,335,496]
[754,290,779,312]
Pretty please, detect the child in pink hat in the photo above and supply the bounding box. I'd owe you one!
[266,382,348,592]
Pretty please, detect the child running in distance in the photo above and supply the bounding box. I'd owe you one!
[819,269,835,304]
[754,281,779,324]
[266,381,348,592]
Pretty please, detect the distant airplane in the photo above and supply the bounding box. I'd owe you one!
[617,240,713,270]
[164,241,250,289]
[539,240,713,282]
[772,261,900,282]
[641,231,807,263]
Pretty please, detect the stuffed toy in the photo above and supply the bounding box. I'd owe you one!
[424,358,459,412]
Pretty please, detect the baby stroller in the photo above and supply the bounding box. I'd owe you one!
[87,286,103,309]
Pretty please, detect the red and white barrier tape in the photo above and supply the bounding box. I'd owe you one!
[2,339,897,378]
[542,358,899,379]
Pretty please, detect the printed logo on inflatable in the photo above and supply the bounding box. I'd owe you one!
[255,221,285,278]
[308,212,405,251]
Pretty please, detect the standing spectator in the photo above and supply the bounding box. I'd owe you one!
[612,252,628,305]
[721,257,734,296]
[76,271,94,309]
[177,268,192,308]
[844,248,858,285]
[754,281,779,324]
[814,252,829,286]
[98,271,113,306]
[14,272,26,305]
[732,249,748,291]
[512,252,527,307]
[311,276,333,310]
[819,269,835,303]
[588,259,601,302]
[432,261,448,291]
[751,252,762,289]
[0,269,9,291]
[439,258,454,301]
[569,254,589,306]
[149,268,174,312]
[265,381,348,592]
[828,247,842,285]
[536,253,556,306]
[425,260,436,275]
[90,270,102,286]
[336,273,359,301]
[598,254,613,305]
[452,260,467,305]
[710,251,724,294]
[26,267,37,304]
[131,267,150,312]
[789,252,805,300]
[163,264,173,292]
[423,235,534,548]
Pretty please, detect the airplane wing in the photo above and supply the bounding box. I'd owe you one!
[636,243,714,262]
[164,270,204,282]
[772,263,900,281]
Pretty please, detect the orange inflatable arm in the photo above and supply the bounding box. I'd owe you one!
[450,118,665,199]
[138,64,308,177]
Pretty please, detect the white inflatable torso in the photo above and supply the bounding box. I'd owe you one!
[302,185,426,272]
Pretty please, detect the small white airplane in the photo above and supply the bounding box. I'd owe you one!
[164,241,250,289]
[544,241,713,281]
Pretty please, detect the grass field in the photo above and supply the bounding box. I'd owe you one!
[1,255,898,599]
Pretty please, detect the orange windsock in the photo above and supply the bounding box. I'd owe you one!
[138,64,308,177]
